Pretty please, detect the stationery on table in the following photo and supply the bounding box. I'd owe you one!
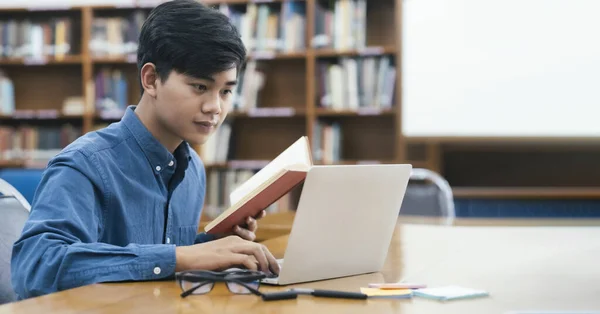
[360,287,413,299]
[412,285,489,301]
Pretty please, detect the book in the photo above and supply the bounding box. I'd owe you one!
[204,136,313,235]
[412,286,489,301]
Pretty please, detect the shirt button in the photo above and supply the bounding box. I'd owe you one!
[155,166,161,171]
[153,267,161,275]
[166,237,171,244]
[168,160,174,167]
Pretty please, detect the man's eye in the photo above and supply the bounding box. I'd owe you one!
[194,84,207,91]
[222,89,232,95]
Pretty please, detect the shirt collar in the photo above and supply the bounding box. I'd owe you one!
[122,105,191,174]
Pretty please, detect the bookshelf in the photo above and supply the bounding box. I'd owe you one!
[0,0,404,218]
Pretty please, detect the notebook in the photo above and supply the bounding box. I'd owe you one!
[413,286,489,301]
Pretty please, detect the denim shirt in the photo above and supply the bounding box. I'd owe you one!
[11,106,215,300]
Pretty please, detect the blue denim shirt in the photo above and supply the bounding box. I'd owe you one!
[11,106,215,299]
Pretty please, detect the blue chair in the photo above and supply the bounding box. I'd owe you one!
[0,169,44,205]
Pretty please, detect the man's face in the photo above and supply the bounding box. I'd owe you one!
[153,68,237,145]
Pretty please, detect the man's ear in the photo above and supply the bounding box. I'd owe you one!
[140,63,159,98]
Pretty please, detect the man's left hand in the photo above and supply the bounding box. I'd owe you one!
[219,210,266,242]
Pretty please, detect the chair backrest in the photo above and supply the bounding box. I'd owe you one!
[0,196,29,304]
[0,178,31,212]
[400,168,455,225]
[0,168,43,207]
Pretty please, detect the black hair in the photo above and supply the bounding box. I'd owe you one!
[137,0,247,94]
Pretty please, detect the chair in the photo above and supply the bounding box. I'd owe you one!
[400,168,455,225]
[0,168,44,206]
[0,179,30,304]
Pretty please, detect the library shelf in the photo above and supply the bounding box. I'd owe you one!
[0,55,83,66]
[314,45,396,58]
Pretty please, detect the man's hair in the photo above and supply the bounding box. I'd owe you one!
[137,0,247,94]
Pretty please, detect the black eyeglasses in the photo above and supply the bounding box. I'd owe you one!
[176,268,368,301]
[176,269,267,298]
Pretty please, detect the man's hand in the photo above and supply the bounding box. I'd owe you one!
[217,210,267,242]
[175,235,280,275]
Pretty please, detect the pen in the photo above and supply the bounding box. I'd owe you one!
[292,288,368,300]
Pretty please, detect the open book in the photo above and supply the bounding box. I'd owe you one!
[204,136,313,234]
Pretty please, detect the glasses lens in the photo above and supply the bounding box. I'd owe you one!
[180,280,214,295]
[226,281,260,294]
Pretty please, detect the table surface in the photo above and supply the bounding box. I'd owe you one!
[2,215,600,314]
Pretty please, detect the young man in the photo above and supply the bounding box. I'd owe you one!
[11,0,279,300]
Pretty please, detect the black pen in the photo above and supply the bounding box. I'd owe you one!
[292,288,368,300]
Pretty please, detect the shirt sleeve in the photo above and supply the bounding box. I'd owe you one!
[10,151,176,300]
[194,232,217,243]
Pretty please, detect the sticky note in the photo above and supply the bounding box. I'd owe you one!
[360,287,413,299]
[413,286,489,301]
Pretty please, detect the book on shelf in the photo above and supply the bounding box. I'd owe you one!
[204,136,312,235]
[312,120,342,164]
[0,124,81,164]
[0,17,73,60]
[317,55,396,110]
[0,71,14,115]
[313,0,367,50]
[217,1,306,53]
[200,120,232,165]
[232,60,265,112]
[94,67,128,117]
[90,10,147,57]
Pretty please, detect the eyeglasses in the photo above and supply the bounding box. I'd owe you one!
[175,268,368,301]
[176,269,267,298]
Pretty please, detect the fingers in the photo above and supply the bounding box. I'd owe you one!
[234,225,256,242]
[254,210,266,220]
[231,240,270,274]
[246,216,258,233]
[262,245,280,275]
[232,253,258,271]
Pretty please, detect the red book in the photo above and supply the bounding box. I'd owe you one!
[204,136,312,235]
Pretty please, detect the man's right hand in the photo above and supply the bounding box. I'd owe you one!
[174,235,280,275]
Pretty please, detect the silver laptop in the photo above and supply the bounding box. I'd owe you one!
[262,164,412,285]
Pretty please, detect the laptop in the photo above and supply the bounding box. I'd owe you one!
[261,164,412,285]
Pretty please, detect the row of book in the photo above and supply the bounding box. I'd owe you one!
[0,71,14,115]
[217,1,306,53]
[313,0,367,50]
[231,61,263,112]
[94,67,129,118]
[0,18,73,59]
[203,168,294,219]
[199,121,232,165]
[312,120,342,164]
[89,11,147,57]
[317,56,396,110]
[0,125,81,163]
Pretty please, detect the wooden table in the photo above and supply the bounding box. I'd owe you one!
[2,216,600,313]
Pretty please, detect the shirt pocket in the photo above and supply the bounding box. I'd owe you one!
[177,225,198,246]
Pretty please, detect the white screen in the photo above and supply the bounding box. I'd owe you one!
[402,0,600,137]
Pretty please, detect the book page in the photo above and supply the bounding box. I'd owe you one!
[229,136,311,206]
